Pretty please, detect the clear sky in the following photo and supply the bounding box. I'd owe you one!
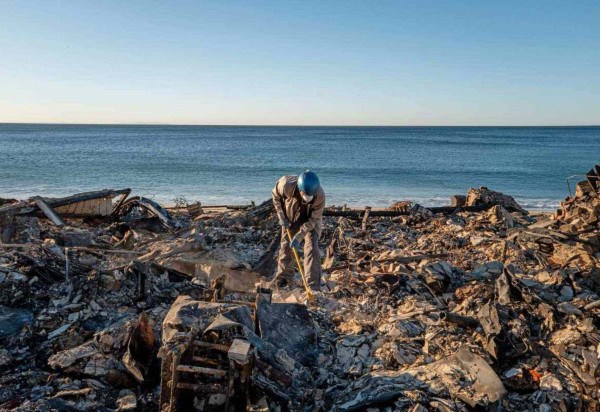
[1,0,599,125]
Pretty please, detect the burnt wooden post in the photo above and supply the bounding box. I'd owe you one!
[361,207,371,232]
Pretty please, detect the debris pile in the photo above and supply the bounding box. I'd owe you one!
[0,167,599,411]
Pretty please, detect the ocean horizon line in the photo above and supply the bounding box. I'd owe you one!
[1,122,599,128]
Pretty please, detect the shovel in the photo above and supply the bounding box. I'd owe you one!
[286,228,315,303]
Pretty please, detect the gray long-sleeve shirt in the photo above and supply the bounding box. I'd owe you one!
[272,175,325,237]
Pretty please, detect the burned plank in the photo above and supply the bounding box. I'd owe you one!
[0,188,131,218]
[33,197,66,226]
[323,204,493,218]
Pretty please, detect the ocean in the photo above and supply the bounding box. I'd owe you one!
[1,124,598,209]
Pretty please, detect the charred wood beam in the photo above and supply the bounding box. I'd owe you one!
[33,197,66,226]
[193,341,230,352]
[40,188,131,209]
[176,364,227,378]
[242,199,494,220]
[361,207,371,232]
[202,204,253,210]
[323,204,493,218]
[376,252,449,264]
[327,253,449,271]
[440,311,480,328]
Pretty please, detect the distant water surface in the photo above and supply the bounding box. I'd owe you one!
[1,124,599,209]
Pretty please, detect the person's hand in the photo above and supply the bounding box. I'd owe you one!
[290,232,303,250]
[278,217,290,228]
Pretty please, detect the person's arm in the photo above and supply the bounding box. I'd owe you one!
[298,191,325,236]
[272,176,288,224]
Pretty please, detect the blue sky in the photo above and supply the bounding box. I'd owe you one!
[1,1,598,125]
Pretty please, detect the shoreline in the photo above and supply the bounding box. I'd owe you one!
[1,190,560,214]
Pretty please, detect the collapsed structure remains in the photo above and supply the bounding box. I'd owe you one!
[0,165,599,411]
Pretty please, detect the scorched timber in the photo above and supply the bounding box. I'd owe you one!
[323,204,492,217]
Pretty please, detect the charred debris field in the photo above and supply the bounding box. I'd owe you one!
[1,166,600,411]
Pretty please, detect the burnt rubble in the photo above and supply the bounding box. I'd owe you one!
[0,167,599,411]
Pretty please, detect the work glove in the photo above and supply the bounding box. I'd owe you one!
[290,232,303,250]
[278,217,290,228]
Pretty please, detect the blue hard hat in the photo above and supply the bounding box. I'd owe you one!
[298,170,320,196]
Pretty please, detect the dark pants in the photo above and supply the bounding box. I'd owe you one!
[276,227,321,290]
